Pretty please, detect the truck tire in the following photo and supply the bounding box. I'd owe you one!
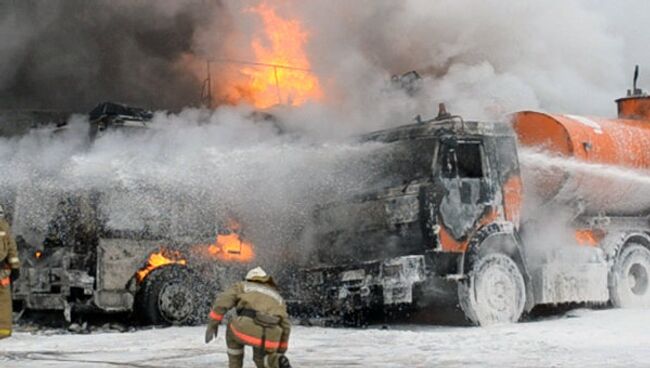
[610,244,650,308]
[137,265,203,326]
[458,253,526,326]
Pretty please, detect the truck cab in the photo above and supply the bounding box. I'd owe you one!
[292,99,650,326]
[292,111,528,325]
[8,103,226,326]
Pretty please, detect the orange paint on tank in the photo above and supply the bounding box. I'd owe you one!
[617,96,650,120]
[514,111,650,170]
[512,99,650,215]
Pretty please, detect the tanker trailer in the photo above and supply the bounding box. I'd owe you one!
[294,72,650,326]
[507,78,650,316]
[514,107,650,215]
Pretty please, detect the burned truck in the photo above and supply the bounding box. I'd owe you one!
[14,220,249,325]
[294,85,650,325]
[7,103,253,325]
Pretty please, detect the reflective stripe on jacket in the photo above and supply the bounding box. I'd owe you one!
[229,316,283,349]
[209,279,291,351]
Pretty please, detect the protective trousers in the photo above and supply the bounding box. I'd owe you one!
[0,279,12,339]
[226,324,283,368]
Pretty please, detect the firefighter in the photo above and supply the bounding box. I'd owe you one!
[0,204,20,339]
[205,267,292,368]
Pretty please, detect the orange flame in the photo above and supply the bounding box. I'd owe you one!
[238,1,323,108]
[34,250,42,259]
[207,231,255,263]
[574,229,604,247]
[136,250,187,283]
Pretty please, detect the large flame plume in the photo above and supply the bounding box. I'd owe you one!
[240,1,323,108]
[194,1,324,108]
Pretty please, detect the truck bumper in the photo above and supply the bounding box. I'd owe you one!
[297,255,428,317]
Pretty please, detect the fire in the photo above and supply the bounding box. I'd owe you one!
[202,220,255,262]
[34,250,42,259]
[207,231,255,263]
[238,1,323,108]
[575,229,605,247]
[136,250,187,283]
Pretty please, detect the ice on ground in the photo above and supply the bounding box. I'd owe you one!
[1,309,649,367]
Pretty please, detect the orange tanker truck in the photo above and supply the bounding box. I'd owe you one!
[293,68,650,325]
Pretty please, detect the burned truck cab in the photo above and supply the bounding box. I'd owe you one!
[294,111,523,324]
[88,102,153,141]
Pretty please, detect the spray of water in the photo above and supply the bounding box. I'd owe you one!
[0,108,391,271]
[1,0,650,282]
[520,149,650,187]
[520,147,650,215]
[518,147,650,268]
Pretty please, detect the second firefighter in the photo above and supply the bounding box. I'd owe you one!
[0,204,20,339]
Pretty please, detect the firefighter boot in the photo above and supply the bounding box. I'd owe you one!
[253,347,266,368]
[226,328,245,368]
[279,355,292,368]
[262,352,291,368]
[227,350,244,368]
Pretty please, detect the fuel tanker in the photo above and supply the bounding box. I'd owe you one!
[294,69,650,326]
[514,93,650,215]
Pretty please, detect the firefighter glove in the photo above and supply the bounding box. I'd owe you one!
[10,268,20,282]
[204,321,219,343]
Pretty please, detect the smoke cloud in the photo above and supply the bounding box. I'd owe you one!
[296,0,650,124]
[2,1,650,273]
[0,107,389,271]
[2,1,649,120]
[0,0,223,111]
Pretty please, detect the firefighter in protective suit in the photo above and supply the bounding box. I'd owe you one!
[0,205,20,339]
[205,267,292,368]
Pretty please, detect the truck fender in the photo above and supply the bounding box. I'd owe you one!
[460,221,535,312]
[601,231,650,262]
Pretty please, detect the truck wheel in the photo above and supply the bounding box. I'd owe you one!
[458,253,526,326]
[137,265,202,325]
[610,244,650,308]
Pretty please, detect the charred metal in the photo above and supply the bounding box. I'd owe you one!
[292,91,650,326]
[4,103,247,325]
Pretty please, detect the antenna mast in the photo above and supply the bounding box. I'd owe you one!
[201,61,213,108]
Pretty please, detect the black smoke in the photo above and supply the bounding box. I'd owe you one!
[0,0,224,112]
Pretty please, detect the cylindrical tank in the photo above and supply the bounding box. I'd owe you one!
[512,98,650,215]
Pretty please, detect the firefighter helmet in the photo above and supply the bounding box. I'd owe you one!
[245,267,267,281]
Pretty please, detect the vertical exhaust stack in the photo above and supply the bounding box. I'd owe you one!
[616,65,650,120]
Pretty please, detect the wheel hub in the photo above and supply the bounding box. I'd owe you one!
[158,282,194,323]
[628,263,649,296]
[480,268,515,313]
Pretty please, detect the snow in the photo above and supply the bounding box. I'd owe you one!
[1,309,649,367]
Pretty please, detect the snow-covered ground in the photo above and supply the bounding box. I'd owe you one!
[1,309,648,367]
